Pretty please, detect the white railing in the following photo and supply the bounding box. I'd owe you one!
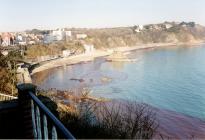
[0,93,17,101]
[29,92,75,139]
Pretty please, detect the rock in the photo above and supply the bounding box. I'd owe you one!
[70,78,85,82]
[101,76,112,83]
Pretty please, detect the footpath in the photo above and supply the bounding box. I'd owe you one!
[17,68,32,84]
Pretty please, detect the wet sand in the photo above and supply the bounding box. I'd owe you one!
[154,107,205,139]
[108,100,205,139]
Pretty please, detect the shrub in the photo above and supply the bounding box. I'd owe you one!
[0,53,18,95]
[59,100,158,139]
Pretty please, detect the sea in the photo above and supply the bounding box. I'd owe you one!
[32,44,205,138]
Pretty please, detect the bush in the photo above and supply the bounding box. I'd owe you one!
[59,100,158,139]
[0,53,18,95]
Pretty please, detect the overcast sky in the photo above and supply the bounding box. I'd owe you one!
[0,0,205,32]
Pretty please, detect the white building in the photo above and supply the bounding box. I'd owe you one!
[17,34,27,45]
[19,42,27,46]
[28,41,35,45]
[65,31,72,41]
[84,44,95,54]
[76,34,87,39]
[52,29,65,41]
[65,31,72,37]
[62,50,71,57]
[2,36,10,46]
[134,25,144,33]
[139,25,144,30]
[17,35,23,42]
[165,24,173,29]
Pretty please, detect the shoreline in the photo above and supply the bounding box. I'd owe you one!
[31,42,204,75]
[41,87,205,139]
[32,41,205,139]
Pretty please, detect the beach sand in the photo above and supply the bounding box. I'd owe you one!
[31,50,112,74]
[31,42,204,75]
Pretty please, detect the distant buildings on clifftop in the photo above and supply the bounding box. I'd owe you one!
[0,28,89,47]
[0,32,44,46]
[133,21,196,33]
[0,21,196,47]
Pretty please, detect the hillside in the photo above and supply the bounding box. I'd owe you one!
[25,22,205,58]
[75,22,205,48]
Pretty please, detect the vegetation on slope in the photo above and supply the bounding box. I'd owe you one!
[25,22,205,58]
[38,90,158,139]
[82,22,205,48]
[25,41,84,59]
[0,51,22,95]
[59,101,157,139]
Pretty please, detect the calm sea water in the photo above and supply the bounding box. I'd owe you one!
[33,45,205,121]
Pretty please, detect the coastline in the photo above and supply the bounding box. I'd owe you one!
[31,49,112,75]
[32,42,205,139]
[31,41,204,75]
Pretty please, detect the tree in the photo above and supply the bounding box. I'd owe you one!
[0,52,20,95]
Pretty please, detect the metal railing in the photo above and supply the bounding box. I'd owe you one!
[0,93,17,101]
[29,92,75,140]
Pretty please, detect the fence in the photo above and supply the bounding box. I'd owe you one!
[0,93,17,101]
[17,84,75,139]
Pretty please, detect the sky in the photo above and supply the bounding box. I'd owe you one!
[0,0,205,32]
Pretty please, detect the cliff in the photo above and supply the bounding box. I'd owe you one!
[80,22,205,48]
[25,22,205,58]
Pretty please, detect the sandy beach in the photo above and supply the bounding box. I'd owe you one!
[31,49,112,74]
[31,42,204,75]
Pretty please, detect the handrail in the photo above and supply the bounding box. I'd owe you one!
[0,93,17,99]
[0,93,17,101]
[29,91,75,139]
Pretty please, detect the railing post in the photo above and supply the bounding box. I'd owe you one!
[17,83,37,139]
[43,115,48,139]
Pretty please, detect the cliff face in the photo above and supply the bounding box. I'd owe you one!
[81,22,205,48]
[25,22,205,58]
